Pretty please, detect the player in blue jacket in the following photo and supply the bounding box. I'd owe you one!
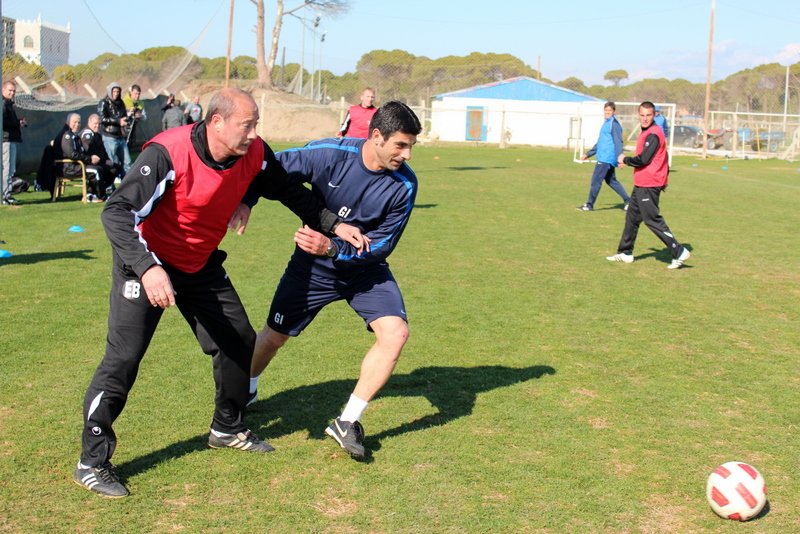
[232,101,421,460]
[577,101,630,211]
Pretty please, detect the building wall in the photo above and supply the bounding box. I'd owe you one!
[430,97,606,148]
[2,17,15,59]
[13,16,70,74]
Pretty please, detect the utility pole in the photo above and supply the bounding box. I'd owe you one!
[702,0,715,159]
[225,0,235,87]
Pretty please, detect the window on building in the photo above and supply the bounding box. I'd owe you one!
[23,35,34,48]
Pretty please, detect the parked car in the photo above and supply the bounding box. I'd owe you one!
[750,131,784,152]
[732,128,785,151]
[672,125,704,148]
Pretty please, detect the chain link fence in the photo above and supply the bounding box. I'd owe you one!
[4,43,800,175]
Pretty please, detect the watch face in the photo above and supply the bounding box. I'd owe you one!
[326,245,336,257]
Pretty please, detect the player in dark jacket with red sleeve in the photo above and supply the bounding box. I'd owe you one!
[73,88,368,499]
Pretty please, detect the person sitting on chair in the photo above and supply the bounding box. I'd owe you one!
[81,113,120,196]
[60,113,106,202]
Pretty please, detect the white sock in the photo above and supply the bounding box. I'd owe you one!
[210,428,232,438]
[249,376,260,394]
[340,394,368,423]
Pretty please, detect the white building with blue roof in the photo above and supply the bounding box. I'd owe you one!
[429,76,604,148]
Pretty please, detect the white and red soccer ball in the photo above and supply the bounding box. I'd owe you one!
[706,461,767,521]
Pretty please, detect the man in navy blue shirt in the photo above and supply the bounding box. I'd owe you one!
[232,101,421,460]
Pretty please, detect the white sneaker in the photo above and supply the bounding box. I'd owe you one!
[606,253,634,264]
[667,248,691,269]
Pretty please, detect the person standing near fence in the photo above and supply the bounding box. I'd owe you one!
[337,88,377,138]
[2,81,27,205]
[577,101,630,212]
[72,87,368,498]
[606,101,690,270]
[654,105,669,138]
[98,82,131,180]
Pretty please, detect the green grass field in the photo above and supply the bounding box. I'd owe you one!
[1,145,798,532]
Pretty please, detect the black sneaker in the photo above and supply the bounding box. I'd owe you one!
[2,196,18,206]
[73,462,129,498]
[208,429,274,452]
[246,390,258,407]
[325,417,366,459]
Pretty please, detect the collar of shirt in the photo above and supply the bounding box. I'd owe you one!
[190,121,244,171]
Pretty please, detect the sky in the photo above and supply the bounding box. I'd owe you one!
[4,0,800,87]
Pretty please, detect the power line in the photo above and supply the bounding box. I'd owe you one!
[79,0,127,55]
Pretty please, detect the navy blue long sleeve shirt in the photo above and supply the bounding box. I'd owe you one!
[273,137,417,276]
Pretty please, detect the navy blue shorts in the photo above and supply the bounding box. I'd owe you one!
[266,263,407,336]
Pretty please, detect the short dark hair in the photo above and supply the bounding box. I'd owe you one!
[368,101,421,139]
[640,101,656,111]
[604,101,616,111]
[131,84,141,92]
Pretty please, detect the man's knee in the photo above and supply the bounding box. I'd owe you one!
[258,327,290,352]
[373,318,409,350]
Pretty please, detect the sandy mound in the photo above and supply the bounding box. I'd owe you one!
[183,82,342,142]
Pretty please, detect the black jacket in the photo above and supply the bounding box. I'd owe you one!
[98,97,127,139]
[3,98,22,142]
[60,128,94,177]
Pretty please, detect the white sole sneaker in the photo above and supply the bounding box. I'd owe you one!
[667,248,691,269]
[606,253,634,264]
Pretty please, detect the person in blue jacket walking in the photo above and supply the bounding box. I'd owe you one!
[577,102,630,211]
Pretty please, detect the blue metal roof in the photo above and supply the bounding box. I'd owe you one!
[434,76,600,103]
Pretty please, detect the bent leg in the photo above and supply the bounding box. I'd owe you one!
[252,326,290,377]
[353,316,409,402]
[173,254,254,434]
[639,187,683,258]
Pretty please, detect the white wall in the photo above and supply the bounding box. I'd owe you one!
[430,97,606,148]
[14,17,70,75]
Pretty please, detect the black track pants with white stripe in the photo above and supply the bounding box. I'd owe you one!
[80,249,255,467]
[616,186,683,259]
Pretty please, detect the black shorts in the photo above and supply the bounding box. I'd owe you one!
[266,263,407,336]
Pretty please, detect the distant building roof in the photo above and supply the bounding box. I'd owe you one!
[434,76,600,103]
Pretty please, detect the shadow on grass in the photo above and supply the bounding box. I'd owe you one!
[446,166,509,171]
[251,364,556,444]
[0,249,95,266]
[114,365,555,477]
[636,243,693,267]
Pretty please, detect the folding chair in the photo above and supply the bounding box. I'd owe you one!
[53,159,88,203]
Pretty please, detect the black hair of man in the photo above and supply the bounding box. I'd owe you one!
[640,101,656,111]
[604,101,616,111]
[368,101,422,139]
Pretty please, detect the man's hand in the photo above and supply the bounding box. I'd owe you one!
[90,155,100,165]
[294,225,330,255]
[141,265,176,309]
[294,224,370,257]
[334,222,370,254]
[617,154,626,167]
[227,203,251,235]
